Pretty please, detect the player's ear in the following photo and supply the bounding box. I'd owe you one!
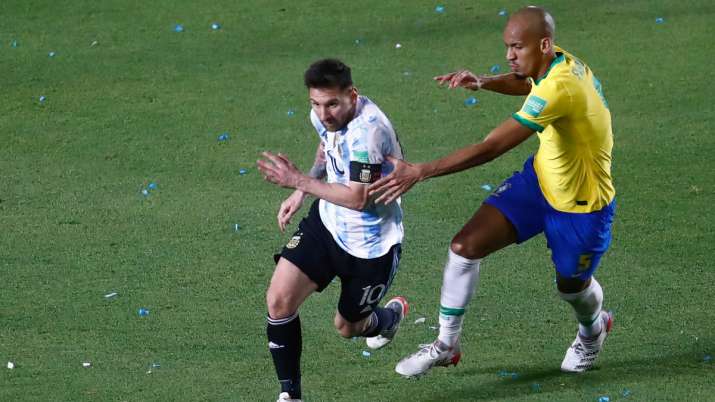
[348,86,358,103]
[540,37,552,54]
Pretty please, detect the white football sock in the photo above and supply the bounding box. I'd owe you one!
[559,277,603,338]
[437,249,481,348]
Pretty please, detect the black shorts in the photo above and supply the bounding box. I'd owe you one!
[275,200,402,323]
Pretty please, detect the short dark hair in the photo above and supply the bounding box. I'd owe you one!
[304,58,353,89]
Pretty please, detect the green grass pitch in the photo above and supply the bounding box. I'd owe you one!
[1,0,713,401]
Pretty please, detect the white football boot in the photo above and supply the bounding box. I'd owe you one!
[395,340,461,378]
[366,296,409,350]
[276,392,302,402]
[561,310,613,373]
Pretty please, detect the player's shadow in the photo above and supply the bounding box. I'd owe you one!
[417,348,711,402]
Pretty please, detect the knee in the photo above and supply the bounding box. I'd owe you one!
[333,315,360,338]
[450,235,486,260]
[266,290,295,319]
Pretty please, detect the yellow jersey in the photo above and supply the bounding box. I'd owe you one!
[513,47,615,213]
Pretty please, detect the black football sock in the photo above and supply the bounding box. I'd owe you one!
[362,307,397,337]
[267,312,302,399]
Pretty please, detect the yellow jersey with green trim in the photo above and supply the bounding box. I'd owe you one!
[513,47,615,213]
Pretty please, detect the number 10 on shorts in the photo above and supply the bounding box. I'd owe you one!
[359,285,386,306]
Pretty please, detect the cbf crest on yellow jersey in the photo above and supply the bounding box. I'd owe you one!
[513,47,615,213]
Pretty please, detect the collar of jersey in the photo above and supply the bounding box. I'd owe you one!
[534,52,565,86]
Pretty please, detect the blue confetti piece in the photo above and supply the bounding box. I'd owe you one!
[211,22,221,30]
[234,223,241,232]
[622,389,632,397]
[354,38,362,45]
[464,96,478,106]
[150,362,161,369]
[138,308,150,316]
[11,39,18,48]
[490,64,501,73]
[480,184,492,191]
[361,350,371,357]
[218,132,229,141]
[39,96,47,103]
[48,51,56,57]
[598,396,610,402]
[287,109,295,117]
[148,182,158,190]
[498,9,508,17]
[239,168,248,175]
[174,24,184,33]
[655,17,664,24]
[435,5,445,13]
[141,189,149,196]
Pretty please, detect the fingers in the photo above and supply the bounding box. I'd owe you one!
[368,174,391,195]
[434,71,457,85]
[374,184,402,205]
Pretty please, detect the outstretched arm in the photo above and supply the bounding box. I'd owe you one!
[369,117,534,204]
[435,70,531,96]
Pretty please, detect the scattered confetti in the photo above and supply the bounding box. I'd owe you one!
[211,22,221,30]
[174,24,184,33]
[48,51,56,57]
[82,362,92,368]
[239,168,248,175]
[435,5,445,13]
[622,389,632,397]
[11,40,18,48]
[464,96,478,106]
[218,132,229,141]
[361,350,371,357]
[490,64,501,73]
[395,43,402,49]
[354,38,362,45]
[141,189,149,196]
[147,182,158,190]
[39,96,47,103]
[234,223,241,232]
[480,184,493,191]
[138,308,150,316]
[90,40,99,47]
[104,292,118,299]
[7,362,15,369]
[655,17,664,24]
[414,317,426,324]
[287,109,295,117]
[498,9,508,17]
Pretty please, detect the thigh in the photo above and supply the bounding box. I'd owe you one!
[452,203,518,259]
[267,257,319,316]
[483,156,548,244]
[546,200,616,280]
[337,244,401,323]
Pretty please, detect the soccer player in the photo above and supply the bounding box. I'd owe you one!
[368,6,616,377]
[257,59,408,402]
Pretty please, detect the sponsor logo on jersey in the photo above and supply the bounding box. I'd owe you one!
[523,95,547,117]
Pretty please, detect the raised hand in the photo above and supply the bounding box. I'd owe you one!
[368,155,423,204]
[277,190,306,232]
[257,151,302,189]
[434,69,482,90]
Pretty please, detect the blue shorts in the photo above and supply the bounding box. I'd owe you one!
[484,156,615,280]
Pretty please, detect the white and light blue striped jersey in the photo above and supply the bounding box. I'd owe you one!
[309,95,404,259]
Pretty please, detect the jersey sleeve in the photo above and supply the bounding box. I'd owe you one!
[513,79,571,132]
[348,122,390,184]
